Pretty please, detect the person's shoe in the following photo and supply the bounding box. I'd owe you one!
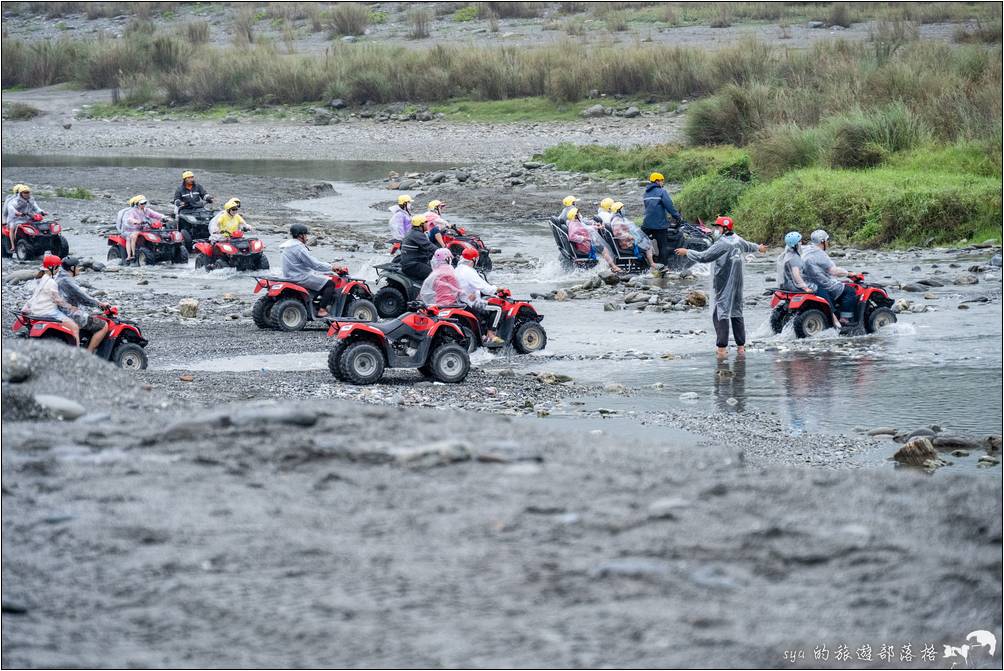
[484,335,505,348]
[317,308,329,317]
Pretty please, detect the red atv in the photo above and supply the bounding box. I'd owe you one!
[769,272,897,338]
[192,230,268,272]
[435,288,547,354]
[326,302,470,385]
[2,214,69,261]
[11,305,149,369]
[107,221,188,266]
[389,224,498,272]
[252,267,378,331]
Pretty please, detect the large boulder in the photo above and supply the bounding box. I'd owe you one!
[178,298,199,319]
[893,437,937,467]
[580,104,606,118]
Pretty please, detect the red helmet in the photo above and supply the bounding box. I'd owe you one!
[714,216,734,232]
[32,213,43,222]
[230,230,244,238]
[461,247,479,261]
[41,255,62,270]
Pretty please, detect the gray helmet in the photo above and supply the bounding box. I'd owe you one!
[810,229,829,244]
[290,224,308,238]
[61,255,81,272]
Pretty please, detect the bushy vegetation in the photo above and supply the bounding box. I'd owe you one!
[327,3,370,36]
[538,143,750,182]
[676,174,751,222]
[2,102,43,120]
[54,186,94,200]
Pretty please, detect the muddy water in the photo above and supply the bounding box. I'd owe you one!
[6,153,1001,444]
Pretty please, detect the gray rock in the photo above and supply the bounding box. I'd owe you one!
[522,161,543,169]
[603,302,617,312]
[1,350,32,383]
[917,278,944,287]
[415,110,433,122]
[428,172,447,184]
[978,455,1001,466]
[4,269,39,284]
[178,298,199,318]
[953,275,979,285]
[622,106,641,118]
[808,20,825,28]
[932,435,980,450]
[553,289,569,302]
[33,394,86,420]
[397,179,420,190]
[220,116,239,124]
[603,383,627,394]
[893,438,936,466]
[901,283,926,292]
[328,98,347,109]
[990,253,1002,267]
[341,35,357,43]
[581,104,607,118]
[455,171,470,183]
[867,426,898,436]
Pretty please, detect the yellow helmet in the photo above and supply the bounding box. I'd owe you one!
[428,199,444,211]
[12,183,29,194]
[181,170,195,180]
[611,201,624,213]
[599,197,615,212]
[562,195,577,207]
[398,194,413,206]
[410,214,427,227]
[128,195,148,206]
[649,172,665,182]
[224,198,241,211]
[565,207,579,221]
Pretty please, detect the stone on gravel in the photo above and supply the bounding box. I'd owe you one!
[580,104,607,118]
[893,438,936,466]
[622,106,641,118]
[985,435,1002,452]
[901,283,926,292]
[220,116,239,124]
[4,270,39,285]
[178,298,199,318]
[391,440,472,467]
[978,455,1000,467]
[679,392,700,401]
[603,383,627,394]
[598,270,620,285]
[932,435,980,450]
[553,289,569,302]
[603,303,617,311]
[1,350,32,383]
[328,98,347,109]
[685,290,708,307]
[591,557,672,579]
[33,394,86,420]
[953,275,979,285]
[867,427,898,436]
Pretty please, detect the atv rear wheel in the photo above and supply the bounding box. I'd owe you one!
[793,308,830,339]
[54,235,70,257]
[866,306,897,333]
[1,237,11,258]
[513,321,547,354]
[459,325,477,353]
[346,298,377,321]
[15,239,34,261]
[136,248,155,266]
[271,298,309,332]
[429,343,470,383]
[374,286,406,318]
[339,341,385,385]
[769,307,788,334]
[113,343,148,370]
[194,252,211,271]
[251,297,275,329]
[174,245,189,265]
[256,254,270,270]
[327,342,347,381]
[106,246,124,263]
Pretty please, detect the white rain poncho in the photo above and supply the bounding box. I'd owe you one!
[801,244,844,298]
[279,239,331,291]
[419,248,463,306]
[611,215,652,253]
[776,247,814,293]
[455,261,496,307]
[388,205,411,239]
[5,194,42,225]
[685,233,760,319]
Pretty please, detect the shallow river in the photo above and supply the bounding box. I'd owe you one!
[6,154,1002,446]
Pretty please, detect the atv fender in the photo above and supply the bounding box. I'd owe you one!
[108,322,146,345]
[342,280,371,297]
[428,321,465,341]
[267,282,309,299]
[30,322,76,345]
[107,235,126,248]
[859,287,893,306]
[788,294,830,310]
[192,241,214,257]
[330,322,386,341]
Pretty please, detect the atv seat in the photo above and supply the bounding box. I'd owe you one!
[21,312,64,324]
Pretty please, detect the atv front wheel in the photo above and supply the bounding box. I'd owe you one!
[769,308,788,334]
[106,246,124,263]
[346,298,378,322]
[1,237,11,258]
[429,343,470,383]
[180,229,193,252]
[174,245,190,265]
[252,297,275,329]
[793,308,830,338]
[194,252,211,271]
[54,235,70,257]
[459,325,477,353]
[15,239,34,261]
[374,286,406,318]
[339,341,385,385]
[136,248,155,266]
[271,298,309,331]
[866,306,897,333]
[256,255,270,270]
[327,342,347,381]
[113,343,148,370]
[513,321,547,354]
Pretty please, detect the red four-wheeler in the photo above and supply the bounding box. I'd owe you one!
[192,230,269,272]
[252,267,378,331]
[11,305,149,369]
[435,288,547,354]
[769,272,897,338]
[389,226,499,272]
[107,221,188,266]
[326,302,470,385]
[2,214,69,261]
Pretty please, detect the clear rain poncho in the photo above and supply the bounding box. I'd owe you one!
[776,247,814,293]
[419,248,463,306]
[611,214,652,255]
[685,233,760,319]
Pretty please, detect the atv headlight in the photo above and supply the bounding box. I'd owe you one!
[220,244,236,254]
[251,240,263,252]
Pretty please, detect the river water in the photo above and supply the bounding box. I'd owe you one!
[5,154,1002,446]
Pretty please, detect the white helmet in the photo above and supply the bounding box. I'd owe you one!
[810,229,830,244]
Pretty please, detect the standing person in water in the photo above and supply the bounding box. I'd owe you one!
[676,216,767,358]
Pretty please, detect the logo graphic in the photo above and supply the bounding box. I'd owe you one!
[943,631,997,668]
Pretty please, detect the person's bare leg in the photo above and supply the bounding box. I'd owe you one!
[602,250,621,273]
[716,347,728,358]
[63,319,80,346]
[87,323,108,353]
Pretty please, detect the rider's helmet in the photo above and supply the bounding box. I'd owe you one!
[431,247,453,267]
[714,216,734,232]
[41,254,62,271]
[11,183,28,195]
[224,198,240,212]
[461,247,479,262]
[611,201,624,214]
[410,214,427,228]
[424,212,440,226]
[810,229,829,244]
[128,195,147,207]
[599,197,615,212]
[562,195,577,207]
[397,194,413,207]
[565,207,579,221]
[181,170,195,180]
[61,256,81,272]
[427,199,445,212]
[290,223,309,238]
[649,172,665,183]
[784,231,802,249]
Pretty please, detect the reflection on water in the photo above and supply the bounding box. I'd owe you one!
[713,356,746,413]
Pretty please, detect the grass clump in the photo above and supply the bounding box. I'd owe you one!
[54,186,94,200]
[954,19,1003,44]
[537,143,750,182]
[408,7,432,38]
[453,5,478,22]
[732,167,1002,247]
[676,173,752,223]
[328,3,370,36]
[2,102,43,120]
[183,21,209,45]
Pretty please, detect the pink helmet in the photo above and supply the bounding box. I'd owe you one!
[424,211,440,226]
[431,247,453,268]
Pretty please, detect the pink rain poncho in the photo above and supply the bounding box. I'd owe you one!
[419,248,463,306]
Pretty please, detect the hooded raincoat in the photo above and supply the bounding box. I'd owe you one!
[419,250,463,306]
[5,194,43,225]
[685,233,760,319]
[279,239,330,291]
[801,244,844,299]
[388,205,411,239]
[776,247,814,293]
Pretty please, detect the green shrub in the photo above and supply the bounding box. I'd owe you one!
[732,167,1002,247]
[685,82,774,146]
[476,2,541,19]
[749,124,826,178]
[676,173,751,222]
[828,3,852,27]
[183,21,209,45]
[328,3,370,36]
[408,7,432,38]
[2,102,43,120]
[55,186,94,200]
[537,143,750,182]
[453,5,478,21]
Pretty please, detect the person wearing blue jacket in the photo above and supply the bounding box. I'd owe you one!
[642,172,683,266]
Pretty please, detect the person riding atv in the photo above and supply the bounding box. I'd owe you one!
[23,254,79,345]
[173,170,214,249]
[642,172,685,266]
[455,247,504,347]
[174,170,213,212]
[566,208,621,273]
[209,198,250,240]
[56,256,111,354]
[388,194,413,240]
[5,183,48,251]
[400,214,438,282]
[609,202,654,268]
[280,223,343,318]
[117,195,168,265]
[802,229,863,331]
